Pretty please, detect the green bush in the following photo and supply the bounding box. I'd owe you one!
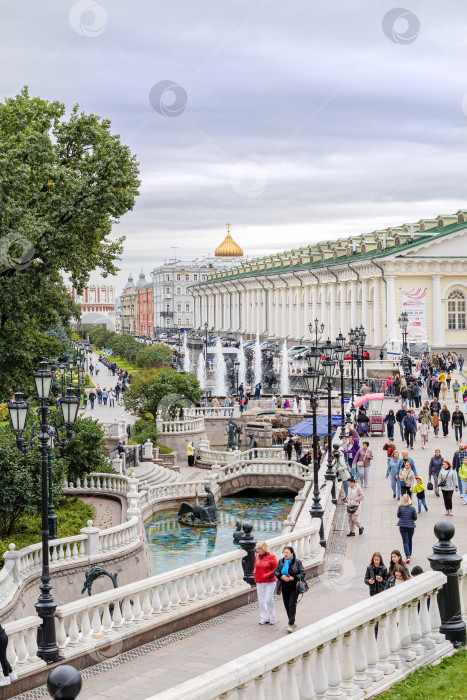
[0,498,95,565]
[135,344,173,368]
[129,418,160,446]
[157,444,173,454]
[55,411,114,482]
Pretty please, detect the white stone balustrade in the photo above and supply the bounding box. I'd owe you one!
[150,570,453,700]
[145,480,216,504]
[186,406,234,419]
[65,473,131,495]
[218,460,309,483]
[198,445,284,465]
[158,417,205,434]
[3,616,42,671]
[275,357,402,377]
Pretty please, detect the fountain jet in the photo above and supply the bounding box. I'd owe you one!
[280,340,290,396]
[197,353,206,389]
[238,337,247,388]
[253,333,262,387]
[183,331,191,373]
[214,337,227,396]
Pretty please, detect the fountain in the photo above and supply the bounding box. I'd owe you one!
[183,331,191,373]
[300,397,307,413]
[197,353,206,389]
[214,337,227,396]
[238,337,247,388]
[293,397,299,413]
[253,332,262,387]
[280,340,290,395]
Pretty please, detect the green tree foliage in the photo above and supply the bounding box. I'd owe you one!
[0,423,67,537]
[135,344,173,368]
[0,89,140,398]
[54,411,112,483]
[124,368,202,418]
[130,419,160,446]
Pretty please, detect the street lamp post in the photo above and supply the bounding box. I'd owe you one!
[8,362,79,664]
[304,347,326,549]
[359,325,367,386]
[335,332,348,439]
[47,429,58,541]
[308,319,325,349]
[234,359,240,397]
[398,311,411,380]
[349,329,357,404]
[322,339,337,506]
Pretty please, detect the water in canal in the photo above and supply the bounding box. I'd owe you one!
[145,490,294,575]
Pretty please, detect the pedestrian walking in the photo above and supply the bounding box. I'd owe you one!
[402,410,416,449]
[283,438,293,461]
[347,436,360,478]
[458,455,467,505]
[440,404,451,437]
[428,448,443,497]
[452,379,461,402]
[254,542,278,625]
[386,450,401,500]
[438,460,458,516]
[0,623,16,687]
[274,546,306,633]
[88,389,96,409]
[254,382,261,400]
[413,476,428,513]
[419,418,429,448]
[186,441,195,467]
[364,552,388,596]
[396,494,417,564]
[384,565,410,589]
[354,441,373,488]
[333,450,350,498]
[432,411,440,437]
[399,460,416,497]
[388,549,411,578]
[346,477,364,537]
[294,438,302,462]
[97,387,103,405]
[102,388,108,406]
[451,405,466,442]
[396,404,408,440]
[384,409,396,438]
[109,388,115,407]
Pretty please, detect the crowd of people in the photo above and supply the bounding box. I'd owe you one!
[84,354,133,410]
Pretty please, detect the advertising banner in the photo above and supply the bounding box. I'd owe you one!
[401,288,428,340]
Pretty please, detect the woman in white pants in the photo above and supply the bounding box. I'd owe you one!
[253,541,278,625]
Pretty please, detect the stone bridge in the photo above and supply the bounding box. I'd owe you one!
[215,460,308,496]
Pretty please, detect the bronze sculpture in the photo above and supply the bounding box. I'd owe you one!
[178,485,218,527]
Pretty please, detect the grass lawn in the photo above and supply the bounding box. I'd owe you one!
[381,649,467,698]
[92,346,140,375]
[0,497,95,566]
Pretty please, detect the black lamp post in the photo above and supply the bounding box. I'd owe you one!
[309,318,325,349]
[322,340,337,506]
[234,359,240,397]
[349,329,357,404]
[8,362,79,665]
[304,347,326,549]
[335,332,347,439]
[359,324,367,386]
[46,429,58,541]
[398,311,411,380]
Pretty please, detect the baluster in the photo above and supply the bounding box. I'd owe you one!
[122,596,133,624]
[398,605,416,661]
[65,543,71,560]
[254,675,267,700]
[270,666,283,699]
[132,592,142,621]
[16,632,29,664]
[286,658,300,700]
[429,588,445,644]
[419,594,435,649]
[353,626,371,688]
[57,618,67,649]
[170,581,180,608]
[297,651,315,700]
[204,569,214,596]
[6,633,16,668]
[152,586,162,614]
[339,633,359,697]
[179,577,189,604]
[237,683,249,700]
[377,615,394,675]
[102,604,112,633]
[386,609,401,669]
[72,541,79,559]
[313,645,329,698]
[51,545,59,563]
[229,561,238,588]
[161,583,171,611]
[91,606,101,635]
[27,627,38,660]
[212,565,222,594]
[221,563,230,590]
[326,638,343,697]
[365,621,383,681]
[409,600,424,657]
[68,614,80,645]
[113,599,123,627]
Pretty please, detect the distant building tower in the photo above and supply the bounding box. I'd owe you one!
[66,283,116,330]
[214,222,244,258]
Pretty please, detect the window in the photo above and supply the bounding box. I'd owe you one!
[177,304,182,312]
[194,274,198,281]
[166,275,170,281]
[177,275,181,281]
[185,318,190,324]
[177,318,181,325]
[177,287,181,295]
[448,291,466,330]
[185,274,189,280]
[165,287,170,294]
[186,288,190,294]
[185,304,190,312]
[202,274,206,281]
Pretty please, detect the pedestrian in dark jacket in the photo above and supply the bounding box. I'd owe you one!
[274,546,306,633]
[388,549,411,578]
[384,564,410,589]
[402,411,416,449]
[397,494,417,563]
[384,410,396,438]
[428,449,443,496]
[430,399,441,415]
[283,438,293,460]
[451,406,466,442]
[396,405,407,440]
[440,405,451,437]
[364,552,388,596]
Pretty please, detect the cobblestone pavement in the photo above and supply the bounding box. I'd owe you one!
[15,372,467,699]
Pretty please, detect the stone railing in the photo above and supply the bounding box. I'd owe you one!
[150,569,453,700]
[140,480,218,509]
[3,522,321,676]
[217,460,309,482]
[158,417,205,434]
[186,406,234,419]
[278,358,401,377]
[65,472,131,495]
[198,443,285,465]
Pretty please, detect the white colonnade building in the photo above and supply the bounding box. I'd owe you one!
[191,211,467,347]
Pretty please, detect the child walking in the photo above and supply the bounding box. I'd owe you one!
[419,418,429,448]
[413,476,428,514]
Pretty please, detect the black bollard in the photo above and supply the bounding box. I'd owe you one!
[239,521,256,587]
[47,665,82,699]
[428,520,466,648]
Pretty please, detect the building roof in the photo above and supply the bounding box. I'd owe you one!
[214,232,244,258]
[194,212,467,284]
[124,273,134,289]
[135,270,147,290]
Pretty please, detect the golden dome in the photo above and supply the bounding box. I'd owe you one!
[215,226,243,258]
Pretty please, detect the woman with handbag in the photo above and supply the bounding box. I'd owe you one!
[346,476,364,536]
[274,546,306,633]
[438,460,458,516]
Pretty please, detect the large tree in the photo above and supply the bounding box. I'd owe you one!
[124,368,203,418]
[0,89,140,398]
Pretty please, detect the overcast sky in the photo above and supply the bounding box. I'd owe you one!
[4,0,467,293]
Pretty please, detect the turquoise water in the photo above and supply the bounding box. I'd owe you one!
[145,493,294,575]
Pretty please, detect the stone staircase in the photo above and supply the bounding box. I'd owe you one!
[132,461,182,490]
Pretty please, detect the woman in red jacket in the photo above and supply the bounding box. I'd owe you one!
[253,541,278,625]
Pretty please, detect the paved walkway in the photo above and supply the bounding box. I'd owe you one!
[20,373,467,700]
[80,351,135,425]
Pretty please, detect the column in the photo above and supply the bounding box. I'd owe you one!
[245,289,251,334]
[329,283,336,340]
[295,287,302,341]
[274,288,280,337]
[361,279,369,334]
[373,279,382,346]
[303,284,311,335]
[281,287,288,338]
[386,276,397,342]
[340,283,347,337]
[320,284,327,334]
[311,285,318,326]
[267,287,273,335]
[432,275,445,345]
[288,289,294,339]
[241,290,247,332]
[350,280,358,328]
